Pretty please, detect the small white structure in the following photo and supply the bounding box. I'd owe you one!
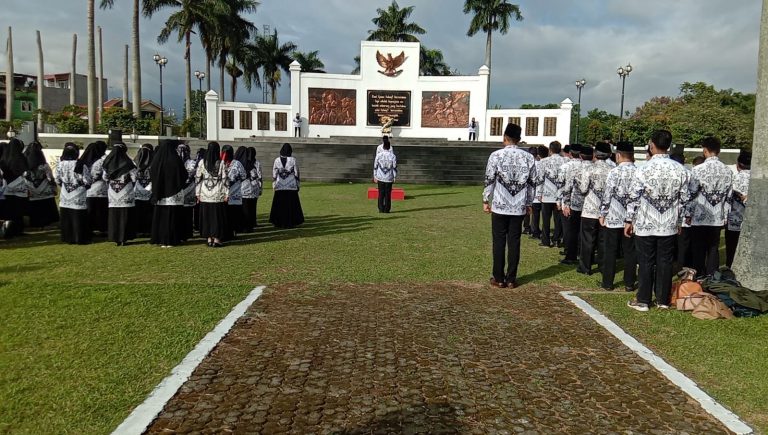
[207,41,572,144]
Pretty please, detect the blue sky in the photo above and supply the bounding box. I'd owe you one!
[3,0,763,117]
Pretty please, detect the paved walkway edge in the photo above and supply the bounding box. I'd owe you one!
[560,291,753,435]
[111,286,267,435]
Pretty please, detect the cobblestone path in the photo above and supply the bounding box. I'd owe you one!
[145,283,729,434]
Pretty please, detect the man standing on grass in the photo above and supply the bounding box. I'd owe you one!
[373,138,397,213]
[625,130,691,312]
[560,144,588,266]
[537,141,565,248]
[483,123,537,289]
[725,151,751,269]
[576,143,614,276]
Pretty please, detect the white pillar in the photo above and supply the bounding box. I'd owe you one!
[289,60,302,136]
[478,65,490,141]
[205,90,219,141]
[560,98,574,146]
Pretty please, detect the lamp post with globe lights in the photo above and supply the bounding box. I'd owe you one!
[617,63,633,140]
[194,70,206,138]
[153,53,168,136]
[575,79,587,143]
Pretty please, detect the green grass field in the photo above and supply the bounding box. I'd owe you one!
[0,182,765,433]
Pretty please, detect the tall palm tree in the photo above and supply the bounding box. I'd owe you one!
[254,30,296,104]
[87,0,97,133]
[292,50,325,73]
[420,47,452,76]
[463,0,522,70]
[5,27,13,123]
[204,0,257,101]
[225,59,243,101]
[100,0,142,119]
[36,30,44,131]
[351,55,361,75]
[367,0,425,42]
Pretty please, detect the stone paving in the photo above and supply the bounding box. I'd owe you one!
[145,282,729,434]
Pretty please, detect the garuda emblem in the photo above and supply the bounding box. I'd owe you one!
[376,50,406,77]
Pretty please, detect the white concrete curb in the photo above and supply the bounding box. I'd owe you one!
[112,286,266,435]
[560,291,753,435]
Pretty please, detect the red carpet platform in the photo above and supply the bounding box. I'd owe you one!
[367,187,405,201]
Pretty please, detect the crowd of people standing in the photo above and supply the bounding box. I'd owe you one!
[0,138,306,247]
[484,123,751,312]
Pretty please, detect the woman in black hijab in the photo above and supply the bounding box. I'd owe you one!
[195,141,229,247]
[192,147,207,232]
[150,139,187,247]
[103,143,138,246]
[222,144,245,240]
[177,143,196,241]
[80,140,109,234]
[0,138,30,237]
[23,141,59,228]
[133,144,155,236]
[56,143,92,244]
[239,146,262,232]
[269,143,304,228]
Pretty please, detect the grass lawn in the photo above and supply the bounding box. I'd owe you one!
[0,182,764,433]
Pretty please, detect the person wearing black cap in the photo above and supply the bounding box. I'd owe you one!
[725,151,751,269]
[537,141,566,247]
[687,137,733,278]
[559,143,586,265]
[530,145,549,239]
[625,130,692,312]
[576,143,614,275]
[23,141,59,229]
[103,143,139,246]
[0,138,30,237]
[55,143,92,244]
[482,123,537,288]
[599,142,638,291]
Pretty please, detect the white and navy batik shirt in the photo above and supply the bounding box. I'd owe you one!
[538,154,566,204]
[273,157,300,191]
[556,158,579,208]
[599,162,637,229]
[156,189,184,206]
[626,154,692,237]
[227,160,247,206]
[87,155,108,198]
[483,145,537,216]
[727,169,750,232]
[104,168,138,208]
[687,156,733,227]
[55,161,92,210]
[374,150,398,183]
[26,164,57,201]
[182,159,197,207]
[196,161,229,203]
[562,160,590,212]
[3,175,28,198]
[578,159,614,220]
[134,168,152,202]
[376,143,395,155]
[242,161,263,199]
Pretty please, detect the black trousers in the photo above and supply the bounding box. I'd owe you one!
[691,226,722,277]
[676,227,693,269]
[540,203,561,246]
[725,229,740,269]
[635,235,676,305]
[378,182,393,213]
[294,127,301,137]
[564,210,582,261]
[602,228,637,289]
[491,213,524,284]
[579,217,600,273]
[530,203,542,237]
[469,132,476,141]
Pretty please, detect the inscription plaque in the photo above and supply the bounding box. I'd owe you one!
[367,90,411,127]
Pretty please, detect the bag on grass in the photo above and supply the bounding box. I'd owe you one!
[691,293,734,320]
[670,280,704,306]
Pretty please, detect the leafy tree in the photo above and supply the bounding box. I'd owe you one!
[253,30,297,104]
[48,105,89,134]
[463,0,522,70]
[351,55,361,75]
[292,50,325,73]
[419,47,452,76]
[520,103,559,109]
[367,0,426,42]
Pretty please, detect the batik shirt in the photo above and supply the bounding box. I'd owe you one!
[537,154,567,203]
[273,157,300,191]
[55,161,92,210]
[3,175,28,198]
[626,154,691,237]
[687,156,733,227]
[577,159,614,220]
[0,169,5,200]
[483,145,537,216]
[134,168,152,202]
[562,160,590,212]
[374,150,398,183]
[242,161,263,200]
[556,159,580,208]
[227,160,247,206]
[156,189,184,206]
[182,159,197,207]
[727,170,750,232]
[25,164,57,201]
[532,160,543,204]
[196,161,229,203]
[599,162,637,229]
[104,168,138,208]
[87,155,108,198]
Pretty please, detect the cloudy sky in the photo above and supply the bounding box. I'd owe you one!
[3,0,763,117]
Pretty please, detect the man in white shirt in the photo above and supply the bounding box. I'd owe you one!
[576,143,614,276]
[373,137,397,213]
[293,114,302,138]
[625,130,691,312]
[468,117,478,141]
[483,123,537,288]
[537,141,566,248]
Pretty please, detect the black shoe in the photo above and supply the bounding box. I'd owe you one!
[556,241,564,248]
[489,278,507,288]
[522,228,531,235]
[625,286,636,293]
[560,259,577,265]
[213,242,224,248]
[600,287,614,291]
[538,241,549,247]
[559,250,567,256]
[576,268,592,275]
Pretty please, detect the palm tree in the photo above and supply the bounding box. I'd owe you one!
[225,59,243,101]
[367,0,425,42]
[36,30,44,131]
[292,50,325,73]
[87,0,97,133]
[420,47,452,76]
[99,0,142,120]
[5,27,13,123]
[463,0,522,70]
[204,0,257,101]
[351,55,361,75]
[253,30,296,104]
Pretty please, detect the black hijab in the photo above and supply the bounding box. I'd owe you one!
[24,141,47,170]
[246,147,257,172]
[0,138,29,181]
[234,146,249,172]
[134,144,154,172]
[61,143,81,173]
[204,142,221,174]
[279,143,292,167]
[195,148,205,163]
[103,143,136,179]
[79,141,107,168]
[221,145,234,165]
[150,139,187,201]
[177,143,191,162]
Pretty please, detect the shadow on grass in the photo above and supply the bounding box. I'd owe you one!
[405,191,461,200]
[395,204,472,214]
[0,263,47,275]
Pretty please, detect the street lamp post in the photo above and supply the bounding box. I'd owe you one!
[194,70,206,138]
[617,63,633,140]
[575,79,586,143]
[153,53,168,136]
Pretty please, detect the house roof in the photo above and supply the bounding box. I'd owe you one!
[101,98,162,111]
